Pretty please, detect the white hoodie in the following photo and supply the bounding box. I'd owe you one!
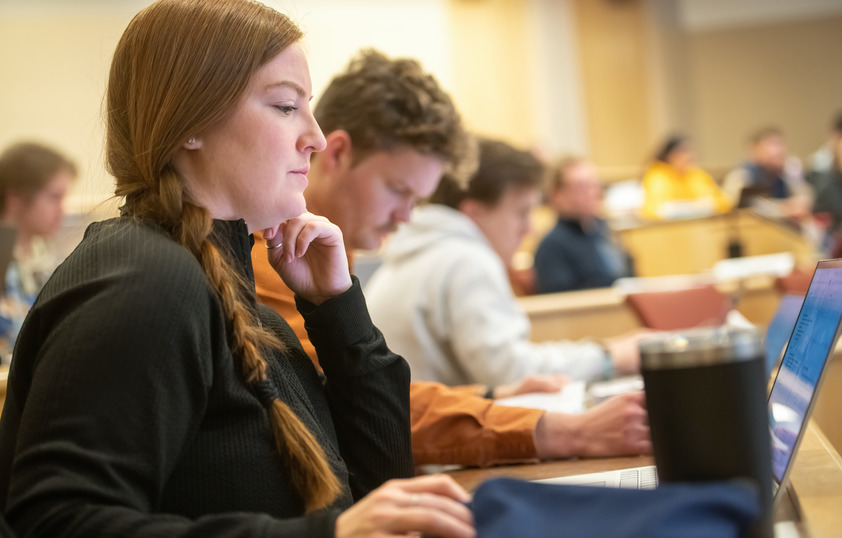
[365,204,608,387]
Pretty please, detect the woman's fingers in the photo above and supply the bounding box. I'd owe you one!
[396,474,472,503]
[279,213,339,261]
[335,475,476,538]
[390,504,475,538]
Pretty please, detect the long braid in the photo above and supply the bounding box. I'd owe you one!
[126,166,341,512]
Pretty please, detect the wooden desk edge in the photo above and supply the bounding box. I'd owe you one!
[790,423,842,538]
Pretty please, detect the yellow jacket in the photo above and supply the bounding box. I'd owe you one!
[641,161,732,220]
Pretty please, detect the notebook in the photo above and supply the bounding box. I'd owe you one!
[537,259,842,495]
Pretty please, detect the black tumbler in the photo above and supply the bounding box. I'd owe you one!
[640,326,772,538]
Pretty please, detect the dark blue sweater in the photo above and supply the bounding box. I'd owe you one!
[534,217,633,294]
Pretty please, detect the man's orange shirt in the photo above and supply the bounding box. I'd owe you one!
[252,231,541,467]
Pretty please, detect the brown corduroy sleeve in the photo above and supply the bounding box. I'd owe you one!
[410,381,542,467]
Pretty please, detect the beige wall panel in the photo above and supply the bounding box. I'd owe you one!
[448,0,534,148]
[0,13,131,211]
[687,16,842,171]
[574,0,653,171]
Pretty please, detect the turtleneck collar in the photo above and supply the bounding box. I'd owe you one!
[210,219,255,287]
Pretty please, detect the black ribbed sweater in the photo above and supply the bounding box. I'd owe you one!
[0,217,412,537]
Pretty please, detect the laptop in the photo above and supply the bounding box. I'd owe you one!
[538,259,842,495]
[764,293,804,377]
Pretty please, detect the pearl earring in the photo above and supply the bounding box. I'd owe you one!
[188,138,196,145]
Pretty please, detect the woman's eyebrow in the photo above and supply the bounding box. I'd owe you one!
[264,80,310,99]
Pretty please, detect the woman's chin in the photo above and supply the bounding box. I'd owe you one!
[257,206,308,232]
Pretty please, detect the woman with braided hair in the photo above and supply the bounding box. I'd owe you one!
[0,1,473,537]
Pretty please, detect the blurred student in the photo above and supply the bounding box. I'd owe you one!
[251,51,650,467]
[641,135,731,220]
[0,141,75,358]
[0,2,475,537]
[533,156,633,294]
[366,138,647,388]
[722,126,811,219]
[812,135,842,237]
[808,111,842,182]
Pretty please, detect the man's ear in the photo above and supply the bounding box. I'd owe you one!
[321,130,354,173]
[548,188,566,212]
[3,190,26,219]
[459,198,483,220]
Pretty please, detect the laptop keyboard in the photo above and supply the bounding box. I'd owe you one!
[619,466,659,489]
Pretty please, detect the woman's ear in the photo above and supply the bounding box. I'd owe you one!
[183,137,202,150]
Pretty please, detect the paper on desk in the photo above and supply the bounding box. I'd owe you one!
[494,381,586,414]
[712,252,794,282]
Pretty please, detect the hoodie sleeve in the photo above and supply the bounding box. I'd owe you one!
[441,246,608,386]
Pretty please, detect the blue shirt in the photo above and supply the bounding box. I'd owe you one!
[533,217,633,294]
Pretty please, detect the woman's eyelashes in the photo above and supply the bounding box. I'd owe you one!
[274,104,298,116]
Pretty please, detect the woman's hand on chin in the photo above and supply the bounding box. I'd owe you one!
[263,212,352,304]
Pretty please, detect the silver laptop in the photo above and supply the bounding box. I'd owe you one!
[538,259,842,495]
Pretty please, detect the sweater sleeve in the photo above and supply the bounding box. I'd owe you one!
[697,169,733,213]
[1,243,336,538]
[641,166,672,220]
[444,252,608,386]
[409,381,541,467]
[296,277,413,499]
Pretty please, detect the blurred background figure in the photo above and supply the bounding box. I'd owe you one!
[807,111,842,190]
[640,135,732,220]
[533,156,633,294]
[0,142,75,360]
[811,134,842,254]
[722,127,812,220]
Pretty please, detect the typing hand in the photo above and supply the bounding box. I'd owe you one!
[335,475,475,538]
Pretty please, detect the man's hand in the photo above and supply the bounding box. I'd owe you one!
[492,374,569,400]
[533,391,651,459]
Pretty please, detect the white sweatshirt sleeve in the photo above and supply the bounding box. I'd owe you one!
[435,247,608,386]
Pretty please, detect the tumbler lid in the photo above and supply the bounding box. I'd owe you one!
[638,325,763,370]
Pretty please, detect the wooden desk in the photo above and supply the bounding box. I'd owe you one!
[518,287,640,342]
[449,422,842,538]
[615,210,813,278]
[784,424,842,538]
[519,275,783,343]
[811,348,842,456]
[448,452,652,493]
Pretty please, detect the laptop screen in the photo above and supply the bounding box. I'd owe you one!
[764,294,804,376]
[768,260,842,488]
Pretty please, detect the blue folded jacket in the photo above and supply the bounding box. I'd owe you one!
[471,477,760,538]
